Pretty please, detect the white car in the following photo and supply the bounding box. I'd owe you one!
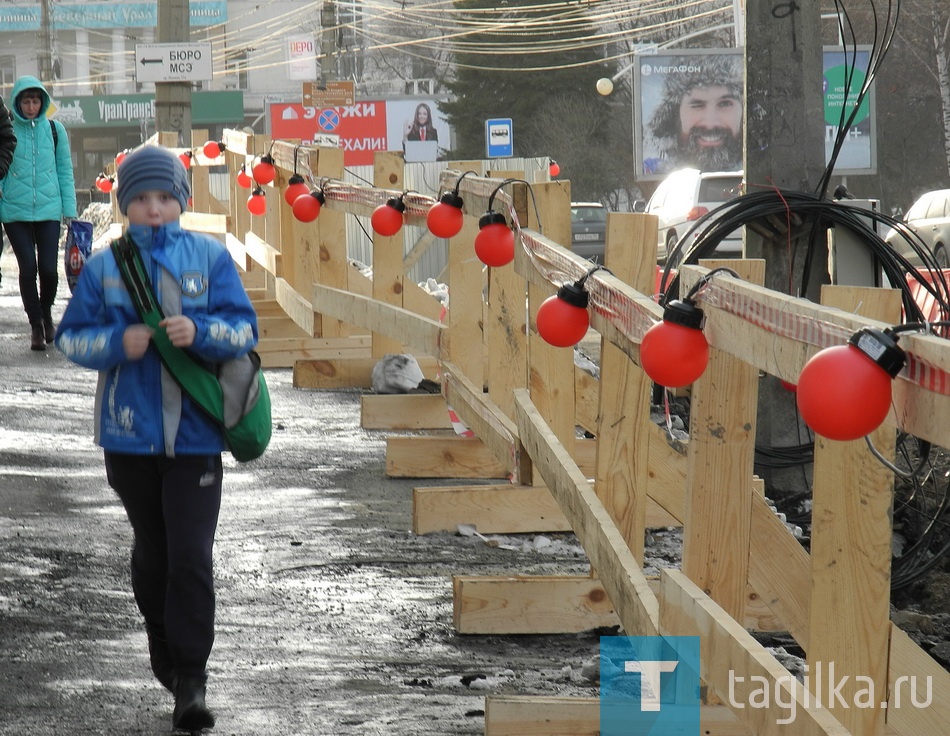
[884,189,950,267]
[643,168,744,263]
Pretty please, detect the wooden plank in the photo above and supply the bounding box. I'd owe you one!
[681,260,764,623]
[747,491,812,646]
[659,569,851,736]
[311,283,444,358]
[484,696,753,736]
[574,365,599,435]
[257,315,312,340]
[412,484,573,535]
[807,286,900,736]
[412,482,679,536]
[360,394,451,430]
[513,388,659,637]
[886,625,950,734]
[453,575,616,635]
[275,276,315,336]
[385,435,511,479]
[402,279,444,323]
[181,210,228,234]
[293,355,440,389]
[443,216,485,389]
[441,361,523,482]
[244,230,282,277]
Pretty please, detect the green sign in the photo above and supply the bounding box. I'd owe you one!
[50,91,244,128]
[823,64,870,126]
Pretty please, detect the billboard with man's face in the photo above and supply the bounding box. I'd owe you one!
[634,47,876,180]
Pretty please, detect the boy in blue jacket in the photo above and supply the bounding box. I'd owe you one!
[56,145,260,732]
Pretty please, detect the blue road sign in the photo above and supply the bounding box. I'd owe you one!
[318,108,341,132]
[486,118,513,158]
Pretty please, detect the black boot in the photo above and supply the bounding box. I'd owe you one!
[173,675,215,731]
[43,317,55,344]
[30,323,46,351]
[146,628,174,692]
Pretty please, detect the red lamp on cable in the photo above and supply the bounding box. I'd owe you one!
[236,164,252,189]
[549,160,561,178]
[95,173,114,193]
[247,187,267,216]
[178,150,193,169]
[202,140,225,159]
[371,194,407,237]
[427,190,464,239]
[536,275,596,348]
[252,154,276,185]
[115,149,129,166]
[284,173,310,207]
[474,211,514,267]
[796,327,906,441]
[292,188,325,223]
[640,298,709,388]
[427,171,475,239]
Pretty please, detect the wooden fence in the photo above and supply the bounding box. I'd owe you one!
[146,130,947,735]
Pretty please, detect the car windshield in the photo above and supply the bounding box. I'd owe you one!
[571,206,606,224]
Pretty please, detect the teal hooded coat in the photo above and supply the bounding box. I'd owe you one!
[0,76,77,222]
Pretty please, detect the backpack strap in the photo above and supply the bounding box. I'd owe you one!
[49,118,57,150]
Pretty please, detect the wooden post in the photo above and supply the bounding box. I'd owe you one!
[806,285,900,736]
[372,151,407,357]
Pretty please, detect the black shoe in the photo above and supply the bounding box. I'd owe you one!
[146,629,174,692]
[30,324,46,351]
[43,317,55,344]
[173,675,215,731]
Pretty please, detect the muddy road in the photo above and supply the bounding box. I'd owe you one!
[0,251,600,736]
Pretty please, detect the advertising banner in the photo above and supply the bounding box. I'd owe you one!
[270,99,448,166]
[634,47,877,179]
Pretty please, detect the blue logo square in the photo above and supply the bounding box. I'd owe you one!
[600,635,700,735]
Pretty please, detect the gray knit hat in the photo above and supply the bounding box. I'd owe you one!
[116,145,190,215]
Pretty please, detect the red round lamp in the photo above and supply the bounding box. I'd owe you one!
[796,327,905,441]
[178,150,193,169]
[640,299,709,388]
[371,196,406,236]
[427,191,464,239]
[537,279,590,347]
[292,189,325,223]
[549,160,561,177]
[247,187,267,216]
[252,154,276,185]
[474,211,514,267]
[284,174,310,207]
[202,140,224,159]
[236,164,252,189]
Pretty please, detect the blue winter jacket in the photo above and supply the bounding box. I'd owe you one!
[0,75,77,222]
[55,221,260,456]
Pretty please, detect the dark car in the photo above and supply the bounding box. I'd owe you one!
[570,202,607,262]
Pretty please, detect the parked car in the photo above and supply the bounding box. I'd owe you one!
[643,168,744,263]
[570,202,607,262]
[884,189,950,267]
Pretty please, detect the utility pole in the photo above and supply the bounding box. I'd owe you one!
[39,0,53,89]
[320,1,338,86]
[155,0,192,142]
[743,0,827,497]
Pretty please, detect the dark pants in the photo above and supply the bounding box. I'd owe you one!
[3,220,61,325]
[105,452,223,679]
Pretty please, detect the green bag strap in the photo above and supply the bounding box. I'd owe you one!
[110,236,226,424]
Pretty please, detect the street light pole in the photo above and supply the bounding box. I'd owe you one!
[155,0,192,143]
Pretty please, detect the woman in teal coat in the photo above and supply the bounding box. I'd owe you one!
[0,75,78,351]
